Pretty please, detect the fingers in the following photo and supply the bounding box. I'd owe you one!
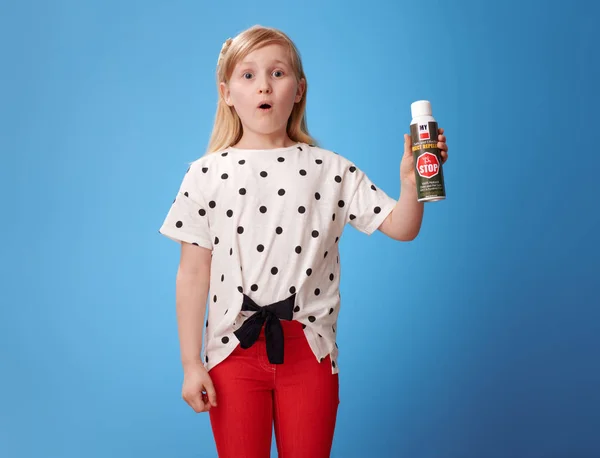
[204,378,218,407]
[184,390,209,413]
[437,128,448,163]
[404,134,412,156]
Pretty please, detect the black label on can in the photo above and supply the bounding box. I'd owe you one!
[409,121,446,201]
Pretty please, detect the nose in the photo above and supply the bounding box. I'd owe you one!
[257,76,272,94]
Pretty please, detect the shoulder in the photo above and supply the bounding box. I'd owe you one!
[305,144,355,169]
[185,149,226,174]
[307,144,367,182]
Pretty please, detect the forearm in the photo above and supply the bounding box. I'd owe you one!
[389,183,424,241]
[175,267,209,368]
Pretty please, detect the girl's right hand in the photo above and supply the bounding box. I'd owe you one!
[182,360,218,413]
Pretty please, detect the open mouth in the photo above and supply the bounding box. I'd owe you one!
[258,103,272,110]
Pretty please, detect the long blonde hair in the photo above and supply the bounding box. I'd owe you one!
[205,25,318,154]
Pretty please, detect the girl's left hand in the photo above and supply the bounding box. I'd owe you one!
[400,128,449,189]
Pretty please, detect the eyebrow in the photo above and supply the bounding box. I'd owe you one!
[239,59,289,66]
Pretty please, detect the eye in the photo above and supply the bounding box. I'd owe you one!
[243,72,253,79]
[272,70,284,77]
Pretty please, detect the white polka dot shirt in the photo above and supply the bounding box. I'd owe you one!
[159,143,397,374]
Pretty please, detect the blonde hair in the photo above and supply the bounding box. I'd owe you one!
[205,25,318,154]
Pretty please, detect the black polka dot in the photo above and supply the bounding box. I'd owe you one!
[257,244,264,252]
[202,167,208,173]
[206,319,209,327]
[221,274,225,282]
[213,295,217,302]
[306,268,312,276]
[239,159,246,165]
[230,248,233,255]
[271,267,278,275]
[330,273,334,281]
[324,251,328,258]
[259,206,267,213]
[209,201,216,208]
[239,188,246,195]
[312,230,319,238]
[329,308,334,314]
[227,209,233,217]
[315,192,321,200]
[192,243,198,246]
[298,206,306,213]
[199,208,206,216]
[222,336,229,344]
[251,284,258,291]
[294,305,300,312]
[276,227,283,234]
[237,226,244,234]
[335,236,339,243]
[316,159,323,164]
[334,175,342,183]
[295,246,302,254]
[350,166,356,172]
[214,236,219,244]
[278,189,286,196]
[176,221,183,228]
[349,214,356,220]
[374,206,381,213]
[221,173,228,179]
[308,316,316,323]
[289,286,296,294]
[332,213,336,221]
[338,200,345,208]
[315,288,320,296]
[238,286,243,293]
[278,157,285,162]
[299,169,307,176]
[371,185,377,191]
[332,360,336,368]
[221,152,228,157]
[302,324,306,329]
[260,171,268,178]
[184,192,189,197]
[205,355,208,362]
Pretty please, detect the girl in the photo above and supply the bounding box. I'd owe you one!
[159,24,448,458]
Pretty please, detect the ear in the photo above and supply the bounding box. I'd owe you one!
[219,82,233,106]
[295,78,306,103]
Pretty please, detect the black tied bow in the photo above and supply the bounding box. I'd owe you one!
[233,293,295,364]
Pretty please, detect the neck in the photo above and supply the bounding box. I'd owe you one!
[232,131,296,150]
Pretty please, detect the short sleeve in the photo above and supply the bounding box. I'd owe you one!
[345,166,397,235]
[158,162,213,250]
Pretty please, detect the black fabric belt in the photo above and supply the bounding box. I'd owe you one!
[233,293,295,364]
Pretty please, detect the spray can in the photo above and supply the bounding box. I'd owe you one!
[409,100,446,202]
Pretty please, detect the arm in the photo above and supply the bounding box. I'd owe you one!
[378,183,424,241]
[176,241,212,368]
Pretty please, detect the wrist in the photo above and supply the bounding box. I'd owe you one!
[182,357,204,370]
[400,181,418,198]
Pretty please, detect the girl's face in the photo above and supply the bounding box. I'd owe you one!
[220,43,305,144]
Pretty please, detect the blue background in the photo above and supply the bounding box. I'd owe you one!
[1,0,598,457]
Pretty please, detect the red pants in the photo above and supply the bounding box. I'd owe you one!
[208,319,340,458]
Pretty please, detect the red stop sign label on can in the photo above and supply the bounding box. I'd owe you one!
[416,152,440,179]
